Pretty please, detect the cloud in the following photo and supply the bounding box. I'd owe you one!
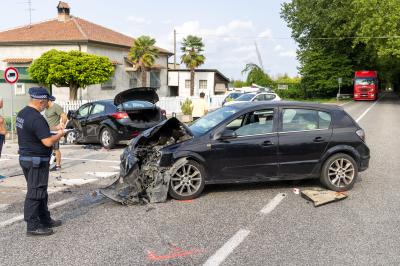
[274,45,284,51]
[258,29,272,38]
[126,16,151,24]
[162,19,173,24]
[279,50,297,58]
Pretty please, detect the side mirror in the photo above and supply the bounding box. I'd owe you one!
[67,110,76,119]
[215,129,237,140]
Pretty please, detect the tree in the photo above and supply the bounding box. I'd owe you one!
[29,49,114,100]
[241,63,274,88]
[181,35,205,96]
[129,35,159,87]
[281,0,400,95]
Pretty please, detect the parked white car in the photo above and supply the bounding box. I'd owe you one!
[223,92,281,106]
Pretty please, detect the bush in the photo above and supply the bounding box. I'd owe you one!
[181,98,193,115]
[4,116,16,132]
[276,87,305,99]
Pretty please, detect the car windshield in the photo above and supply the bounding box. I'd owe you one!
[234,93,256,101]
[118,100,154,109]
[189,106,240,136]
[227,93,242,99]
[355,78,376,85]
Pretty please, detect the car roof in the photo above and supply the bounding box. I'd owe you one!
[229,101,342,111]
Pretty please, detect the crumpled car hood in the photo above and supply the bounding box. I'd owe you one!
[100,118,192,204]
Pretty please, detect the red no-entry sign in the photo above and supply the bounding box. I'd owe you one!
[4,67,19,84]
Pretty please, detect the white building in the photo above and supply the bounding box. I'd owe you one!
[168,69,229,97]
[0,1,172,105]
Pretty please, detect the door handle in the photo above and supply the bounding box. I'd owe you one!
[262,140,274,146]
[313,137,325,142]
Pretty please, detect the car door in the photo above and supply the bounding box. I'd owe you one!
[72,103,92,142]
[85,103,107,142]
[208,107,279,182]
[278,107,333,178]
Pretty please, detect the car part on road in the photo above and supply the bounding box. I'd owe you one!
[301,188,348,207]
[100,118,192,204]
[320,153,358,191]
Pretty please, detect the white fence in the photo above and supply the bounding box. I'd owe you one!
[58,95,226,115]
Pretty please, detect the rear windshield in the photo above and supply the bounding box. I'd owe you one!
[118,100,154,109]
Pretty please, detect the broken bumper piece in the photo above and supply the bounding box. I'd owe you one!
[100,118,192,205]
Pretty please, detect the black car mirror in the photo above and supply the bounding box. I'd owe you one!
[67,110,76,119]
[216,129,237,140]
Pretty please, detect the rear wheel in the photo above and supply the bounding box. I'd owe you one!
[100,127,116,149]
[169,160,206,200]
[320,153,358,191]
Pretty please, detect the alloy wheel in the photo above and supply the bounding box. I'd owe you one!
[66,131,76,144]
[170,164,202,197]
[328,158,355,188]
[102,130,110,147]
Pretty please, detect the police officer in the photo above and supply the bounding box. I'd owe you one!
[16,87,65,236]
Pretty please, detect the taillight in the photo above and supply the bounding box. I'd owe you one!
[161,109,166,117]
[131,131,140,137]
[111,112,129,120]
[356,129,365,142]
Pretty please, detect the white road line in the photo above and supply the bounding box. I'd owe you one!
[85,171,118,178]
[3,154,119,163]
[0,197,76,228]
[356,95,383,123]
[260,193,286,214]
[339,101,352,106]
[203,229,250,266]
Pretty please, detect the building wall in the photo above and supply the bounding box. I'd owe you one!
[0,43,170,101]
[168,71,216,97]
[0,82,36,117]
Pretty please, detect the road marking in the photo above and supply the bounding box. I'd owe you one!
[339,101,352,106]
[3,154,119,163]
[203,229,250,266]
[0,197,76,228]
[85,171,118,178]
[260,193,286,214]
[109,166,120,170]
[356,95,383,123]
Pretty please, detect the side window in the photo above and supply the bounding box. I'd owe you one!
[282,109,318,131]
[253,94,264,101]
[318,111,331,129]
[264,94,276,100]
[77,105,91,117]
[91,104,106,115]
[233,109,275,136]
[226,115,245,131]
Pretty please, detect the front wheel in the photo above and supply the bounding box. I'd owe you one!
[320,153,358,191]
[100,127,116,149]
[169,160,206,200]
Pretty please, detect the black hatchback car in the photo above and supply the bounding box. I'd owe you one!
[68,87,166,149]
[103,101,370,202]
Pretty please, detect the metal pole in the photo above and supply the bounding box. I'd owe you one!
[10,84,14,142]
[174,29,176,69]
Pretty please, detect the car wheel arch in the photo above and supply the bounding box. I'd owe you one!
[318,145,361,171]
[172,154,209,179]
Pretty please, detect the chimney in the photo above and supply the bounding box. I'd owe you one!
[57,1,71,22]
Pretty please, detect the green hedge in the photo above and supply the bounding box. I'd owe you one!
[4,116,16,132]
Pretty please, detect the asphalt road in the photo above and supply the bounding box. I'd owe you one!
[1,93,400,265]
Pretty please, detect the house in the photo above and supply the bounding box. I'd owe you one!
[0,1,173,108]
[168,68,229,97]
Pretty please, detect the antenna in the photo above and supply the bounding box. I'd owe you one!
[254,41,264,71]
[20,0,35,27]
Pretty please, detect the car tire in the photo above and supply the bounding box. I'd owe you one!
[168,160,206,200]
[100,127,116,149]
[320,153,358,192]
[64,130,77,145]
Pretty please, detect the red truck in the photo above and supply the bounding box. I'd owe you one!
[354,70,379,101]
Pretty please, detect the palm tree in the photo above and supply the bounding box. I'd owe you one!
[129,35,159,87]
[180,35,205,96]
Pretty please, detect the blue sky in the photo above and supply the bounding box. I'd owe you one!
[0,0,299,80]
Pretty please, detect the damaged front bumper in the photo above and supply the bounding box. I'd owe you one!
[100,118,192,205]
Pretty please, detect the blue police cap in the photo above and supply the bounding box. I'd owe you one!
[28,87,56,101]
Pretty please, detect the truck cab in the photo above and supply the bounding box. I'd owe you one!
[354,70,378,101]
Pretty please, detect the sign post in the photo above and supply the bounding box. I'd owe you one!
[4,67,19,142]
[337,77,342,102]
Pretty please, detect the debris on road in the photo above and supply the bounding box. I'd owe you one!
[292,188,300,194]
[301,188,348,207]
[100,118,192,205]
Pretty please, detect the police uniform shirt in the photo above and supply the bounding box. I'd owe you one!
[16,106,52,157]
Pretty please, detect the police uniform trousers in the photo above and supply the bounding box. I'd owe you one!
[19,160,51,230]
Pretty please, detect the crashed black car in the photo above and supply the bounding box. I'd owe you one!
[67,87,166,149]
[101,101,370,204]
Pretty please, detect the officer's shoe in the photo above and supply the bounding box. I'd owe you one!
[27,227,54,237]
[44,219,62,228]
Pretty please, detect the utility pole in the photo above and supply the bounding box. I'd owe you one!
[173,29,177,69]
[27,0,34,28]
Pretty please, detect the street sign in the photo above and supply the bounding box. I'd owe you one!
[338,77,342,84]
[4,67,19,84]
